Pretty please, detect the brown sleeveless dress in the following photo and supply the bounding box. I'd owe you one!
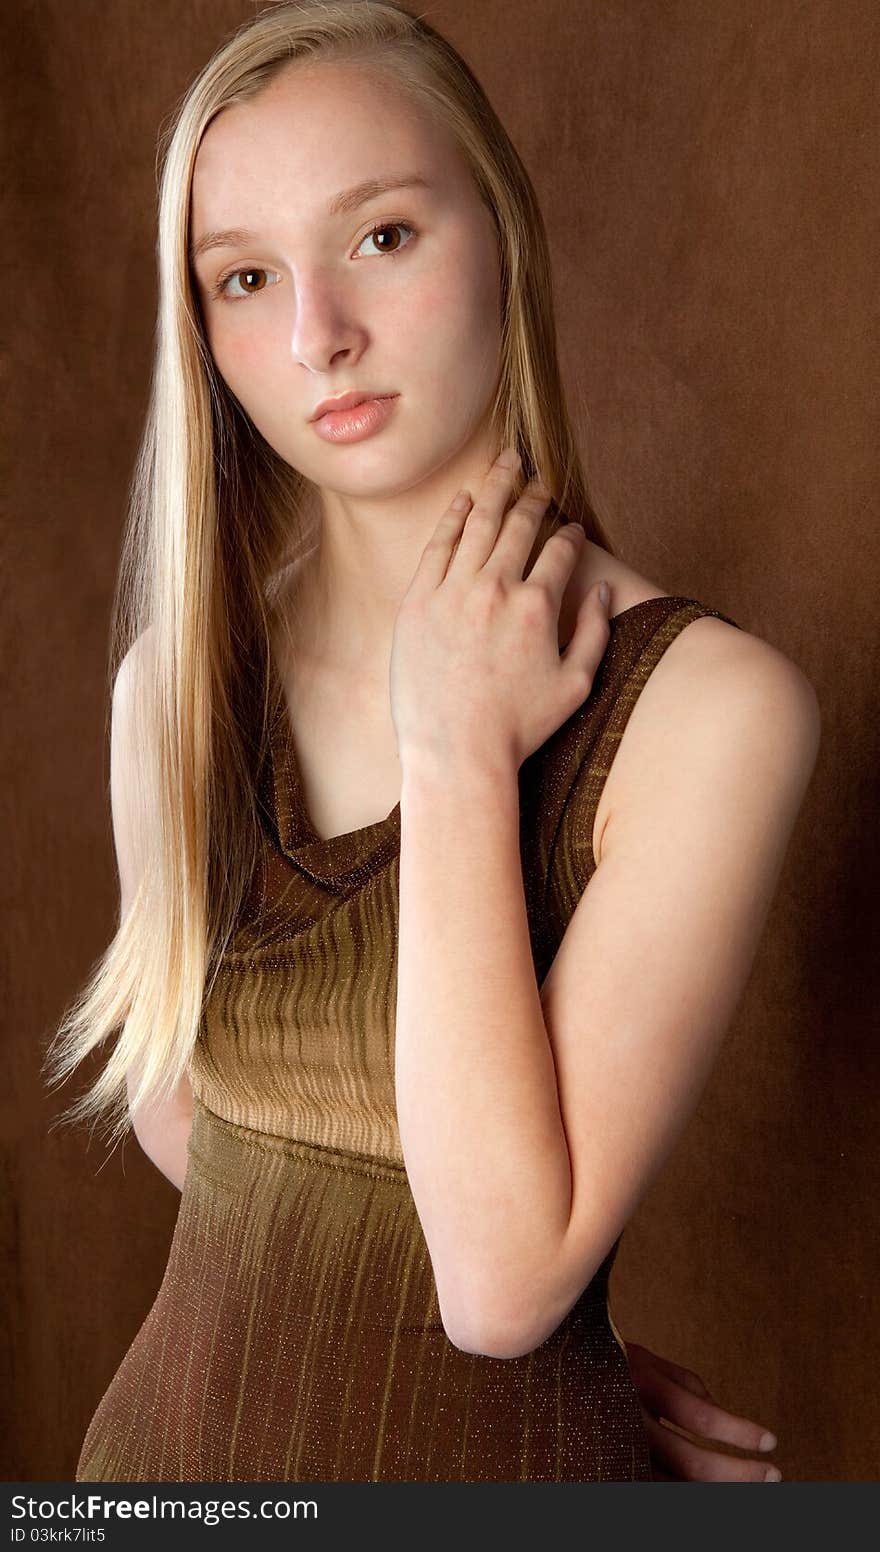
[76,594,740,1482]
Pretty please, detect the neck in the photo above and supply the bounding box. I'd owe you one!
[284,430,504,678]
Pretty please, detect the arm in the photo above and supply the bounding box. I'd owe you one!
[110,635,194,1192]
[126,1066,193,1192]
[394,623,820,1358]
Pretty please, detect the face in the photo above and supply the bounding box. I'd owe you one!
[189,61,504,505]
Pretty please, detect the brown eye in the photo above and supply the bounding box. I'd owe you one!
[356,221,415,259]
[220,268,267,298]
[212,267,280,301]
[371,226,401,253]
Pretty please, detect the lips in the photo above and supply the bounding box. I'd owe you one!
[310,394,399,446]
[310,390,396,422]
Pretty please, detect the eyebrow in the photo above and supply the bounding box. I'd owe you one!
[189,173,432,261]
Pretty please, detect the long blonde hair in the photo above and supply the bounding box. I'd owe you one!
[42,0,615,1148]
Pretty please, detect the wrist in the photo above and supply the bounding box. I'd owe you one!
[399,744,519,808]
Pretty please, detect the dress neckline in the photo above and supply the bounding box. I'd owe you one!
[264,593,701,889]
[266,651,402,890]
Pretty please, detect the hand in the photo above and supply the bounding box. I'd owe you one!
[624,1339,783,1482]
[390,447,610,772]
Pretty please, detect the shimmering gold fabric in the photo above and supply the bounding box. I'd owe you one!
[77,594,740,1482]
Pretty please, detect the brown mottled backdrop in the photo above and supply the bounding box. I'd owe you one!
[3,0,877,1482]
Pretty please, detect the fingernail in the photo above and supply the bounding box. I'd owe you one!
[764,1465,782,1481]
[497,446,520,469]
[598,580,610,607]
[759,1431,778,1452]
[451,489,471,511]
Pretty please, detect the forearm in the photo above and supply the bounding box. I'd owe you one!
[394,752,572,1354]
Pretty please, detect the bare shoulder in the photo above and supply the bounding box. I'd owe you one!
[637,597,820,722]
[578,546,822,866]
[577,534,820,712]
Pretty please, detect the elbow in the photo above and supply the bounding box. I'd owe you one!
[443,1309,555,1360]
[439,1284,569,1361]
[437,1246,602,1359]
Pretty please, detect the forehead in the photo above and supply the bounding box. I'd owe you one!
[191,60,470,226]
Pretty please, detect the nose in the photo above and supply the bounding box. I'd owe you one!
[289,267,367,375]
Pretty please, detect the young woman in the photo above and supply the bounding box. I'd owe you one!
[46,1,818,1483]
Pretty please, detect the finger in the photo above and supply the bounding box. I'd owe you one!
[509,524,588,649]
[523,517,587,597]
[481,478,553,578]
[632,1358,778,1456]
[414,489,474,589]
[450,447,522,572]
[641,1411,783,1484]
[558,577,610,685]
[626,1341,712,1399]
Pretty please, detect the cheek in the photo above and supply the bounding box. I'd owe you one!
[205,333,286,420]
[206,328,266,389]
[403,264,501,368]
